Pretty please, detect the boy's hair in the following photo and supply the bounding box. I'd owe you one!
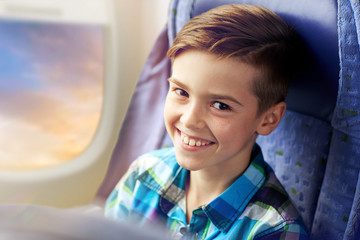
[167,4,303,115]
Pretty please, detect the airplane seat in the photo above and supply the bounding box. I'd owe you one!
[98,0,360,239]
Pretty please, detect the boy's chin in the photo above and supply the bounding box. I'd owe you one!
[175,157,203,172]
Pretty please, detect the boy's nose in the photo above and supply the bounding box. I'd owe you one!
[180,102,205,129]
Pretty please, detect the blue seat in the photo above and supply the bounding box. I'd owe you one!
[98,0,360,239]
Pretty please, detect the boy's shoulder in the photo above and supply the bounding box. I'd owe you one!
[130,147,182,189]
[233,144,307,237]
[256,171,301,222]
[249,145,304,223]
[240,168,308,238]
[134,147,177,173]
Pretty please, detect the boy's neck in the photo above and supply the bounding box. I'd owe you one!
[187,163,248,203]
[185,149,253,224]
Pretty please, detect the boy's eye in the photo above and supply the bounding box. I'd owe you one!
[213,101,231,111]
[175,88,189,97]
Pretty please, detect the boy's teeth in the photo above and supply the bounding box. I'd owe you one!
[180,133,210,146]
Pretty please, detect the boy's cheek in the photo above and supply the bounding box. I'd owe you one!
[164,101,175,125]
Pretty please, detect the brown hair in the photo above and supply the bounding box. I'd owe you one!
[167,4,303,115]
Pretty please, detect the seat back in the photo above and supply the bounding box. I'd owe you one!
[168,0,339,235]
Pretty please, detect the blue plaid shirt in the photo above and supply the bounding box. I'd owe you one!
[105,145,308,239]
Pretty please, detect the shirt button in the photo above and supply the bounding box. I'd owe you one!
[180,227,188,235]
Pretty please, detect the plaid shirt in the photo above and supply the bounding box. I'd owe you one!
[105,145,308,239]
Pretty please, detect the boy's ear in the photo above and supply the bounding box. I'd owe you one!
[256,102,286,136]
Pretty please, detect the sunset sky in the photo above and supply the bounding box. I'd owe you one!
[0,20,104,170]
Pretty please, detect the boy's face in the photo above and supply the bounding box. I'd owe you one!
[164,50,265,173]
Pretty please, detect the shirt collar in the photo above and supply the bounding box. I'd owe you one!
[137,145,267,232]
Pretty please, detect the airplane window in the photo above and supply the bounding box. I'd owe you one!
[0,19,104,171]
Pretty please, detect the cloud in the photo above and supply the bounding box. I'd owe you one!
[0,20,104,170]
[0,115,63,170]
[0,90,102,170]
[0,20,104,90]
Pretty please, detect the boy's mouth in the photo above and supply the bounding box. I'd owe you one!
[179,130,213,147]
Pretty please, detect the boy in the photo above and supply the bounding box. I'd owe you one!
[105,4,308,239]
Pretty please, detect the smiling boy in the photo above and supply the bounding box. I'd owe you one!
[105,4,308,239]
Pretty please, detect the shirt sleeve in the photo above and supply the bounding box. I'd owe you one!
[104,159,140,221]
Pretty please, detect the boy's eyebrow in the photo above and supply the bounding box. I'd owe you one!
[168,77,243,106]
[167,77,188,90]
[208,94,244,106]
